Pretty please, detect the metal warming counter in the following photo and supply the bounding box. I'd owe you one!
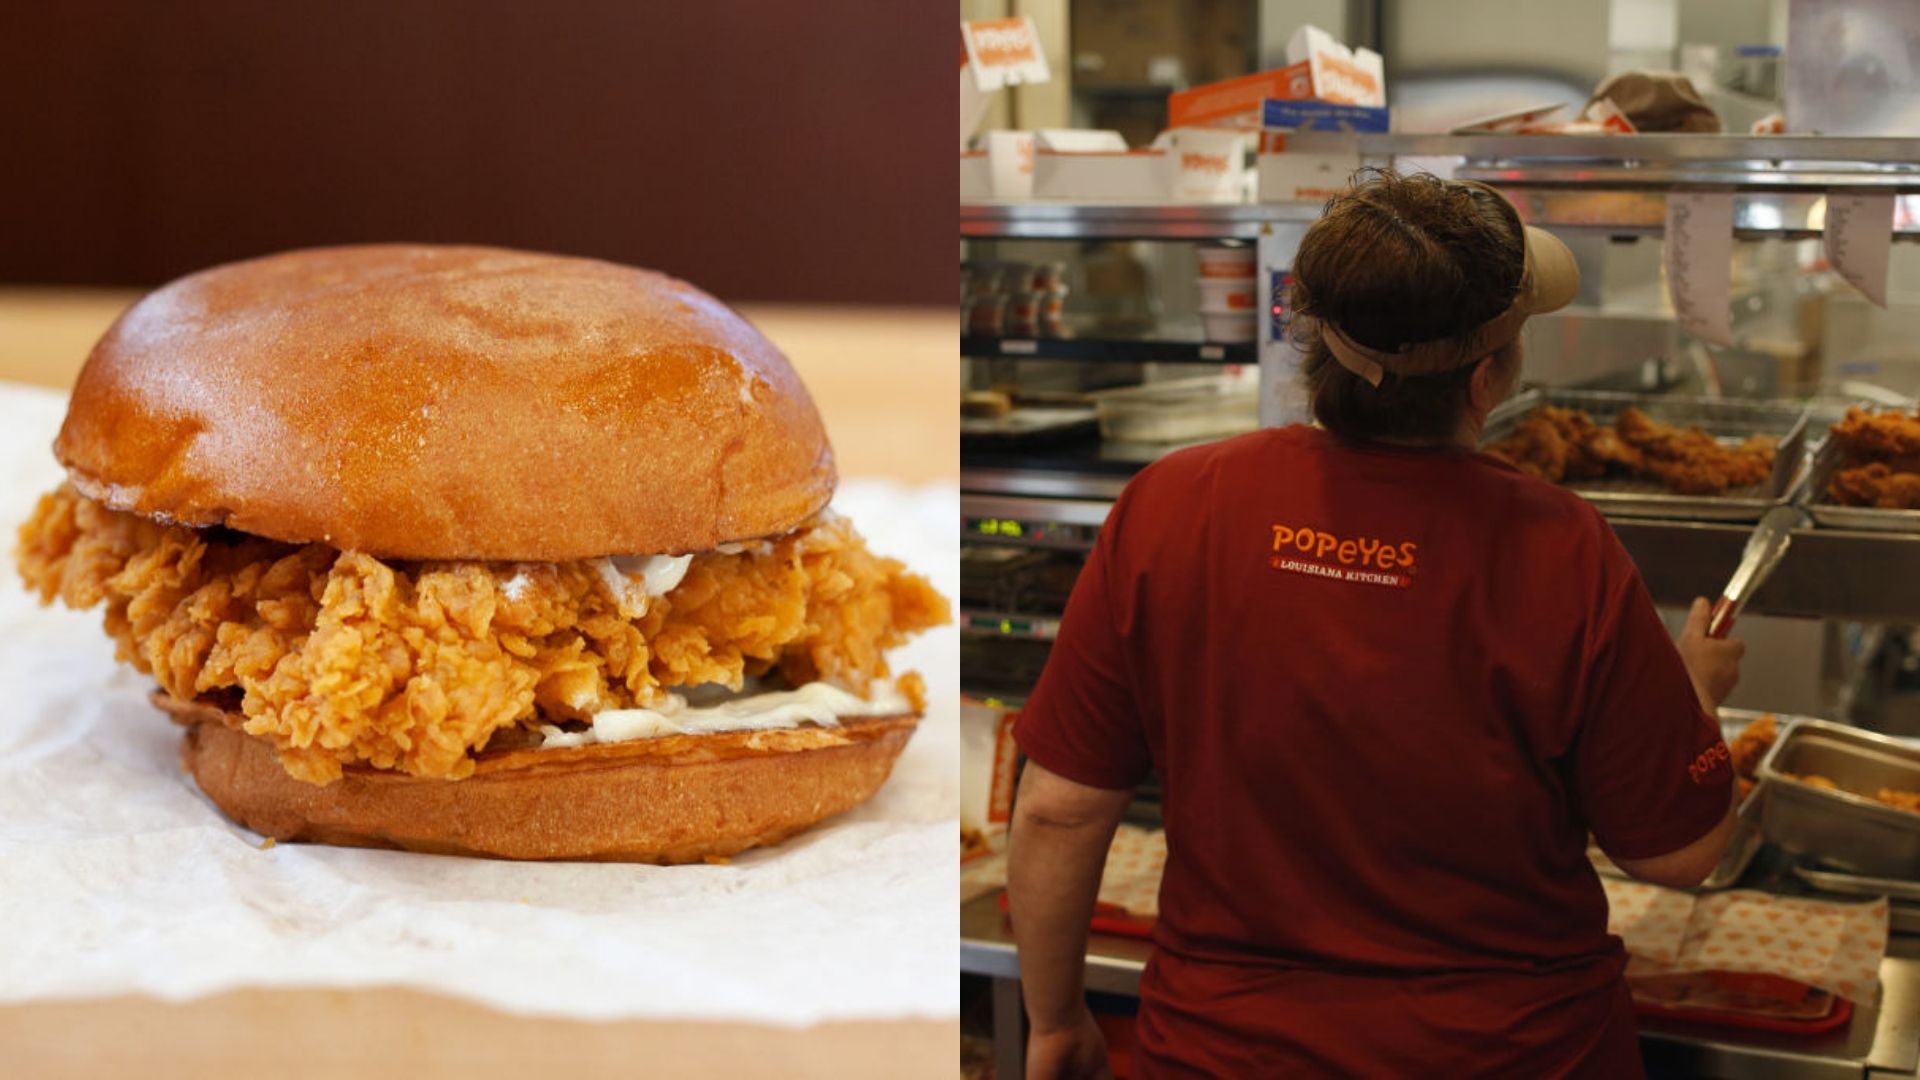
[961,891,1920,1079]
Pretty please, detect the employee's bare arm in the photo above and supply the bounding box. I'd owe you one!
[1008,760,1132,1080]
[1610,596,1742,889]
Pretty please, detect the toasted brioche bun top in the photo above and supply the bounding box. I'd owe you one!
[54,244,836,561]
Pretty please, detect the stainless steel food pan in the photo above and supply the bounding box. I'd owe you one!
[1757,718,1920,879]
[1482,389,1811,522]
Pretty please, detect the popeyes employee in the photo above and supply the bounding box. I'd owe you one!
[1007,171,1742,1079]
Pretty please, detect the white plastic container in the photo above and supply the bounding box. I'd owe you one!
[1197,247,1256,279]
[1091,375,1260,442]
[1198,278,1257,312]
[1200,311,1258,343]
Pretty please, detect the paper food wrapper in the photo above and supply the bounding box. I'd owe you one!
[1605,878,1887,1007]
[961,822,1165,920]
[1098,825,1166,919]
[0,384,958,1025]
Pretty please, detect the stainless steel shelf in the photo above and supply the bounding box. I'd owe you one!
[965,190,1920,241]
[962,333,1255,364]
[964,136,1920,244]
[963,472,1130,504]
[1287,132,1920,175]
[1506,188,1920,239]
[961,202,1316,240]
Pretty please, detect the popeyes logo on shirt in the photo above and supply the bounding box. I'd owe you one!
[1268,523,1418,589]
[1689,740,1732,785]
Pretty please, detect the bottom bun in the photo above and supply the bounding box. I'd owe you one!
[158,694,918,863]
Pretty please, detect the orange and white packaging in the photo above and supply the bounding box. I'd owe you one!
[1167,127,1250,204]
[1257,143,1359,204]
[961,32,990,151]
[1032,129,1167,201]
[959,695,1021,902]
[1248,25,1381,204]
[1167,62,1315,131]
[1583,97,1639,134]
[1604,878,1889,1007]
[1450,99,1635,138]
[960,695,1020,861]
[960,17,1051,151]
[1286,24,1385,107]
[962,16,1050,91]
[1450,103,1569,135]
[1197,246,1256,279]
[961,130,1035,201]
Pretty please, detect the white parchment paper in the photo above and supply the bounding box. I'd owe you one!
[0,383,959,1023]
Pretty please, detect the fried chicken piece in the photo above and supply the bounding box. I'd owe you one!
[1485,405,1611,482]
[1490,405,1773,495]
[1486,412,1572,481]
[1830,462,1920,509]
[1783,772,1920,814]
[1878,788,1920,814]
[1727,713,1778,779]
[1614,407,1775,495]
[17,486,948,785]
[1830,407,1920,463]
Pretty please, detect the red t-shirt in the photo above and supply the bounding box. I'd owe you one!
[1014,425,1734,1078]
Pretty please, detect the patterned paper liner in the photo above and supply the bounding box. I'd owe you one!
[1605,878,1887,1007]
[1099,825,1167,918]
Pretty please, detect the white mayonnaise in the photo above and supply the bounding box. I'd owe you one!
[592,553,694,617]
[538,679,912,747]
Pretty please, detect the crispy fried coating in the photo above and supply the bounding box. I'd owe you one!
[1485,405,1774,495]
[16,486,947,785]
[1826,408,1920,509]
[1613,407,1774,495]
[1830,406,1920,463]
[1727,713,1777,780]
[1786,772,1920,814]
[1830,463,1920,509]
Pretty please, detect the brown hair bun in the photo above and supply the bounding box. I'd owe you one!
[55,244,835,561]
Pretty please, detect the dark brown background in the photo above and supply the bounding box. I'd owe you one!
[0,2,949,303]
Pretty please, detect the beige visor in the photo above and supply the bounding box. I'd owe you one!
[1319,223,1580,388]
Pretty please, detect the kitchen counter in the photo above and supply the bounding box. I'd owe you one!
[962,891,1920,1078]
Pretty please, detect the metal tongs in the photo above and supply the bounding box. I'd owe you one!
[1706,436,1847,639]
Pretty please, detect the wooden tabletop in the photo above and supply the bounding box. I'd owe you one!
[0,289,958,483]
[0,288,957,1077]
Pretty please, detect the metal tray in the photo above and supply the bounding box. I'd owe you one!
[1786,863,1920,934]
[1803,405,1920,532]
[1588,709,1782,891]
[1756,717,1920,879]
[1791,862,1920,904]
[1482,389,1811,522]
[1808,503,1920,533]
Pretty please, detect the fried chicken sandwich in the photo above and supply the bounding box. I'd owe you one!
[16,245,948,862]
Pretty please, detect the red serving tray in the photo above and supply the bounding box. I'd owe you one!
[1635,990,1853,1036]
